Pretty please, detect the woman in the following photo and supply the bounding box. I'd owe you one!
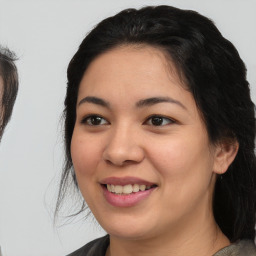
[57,6,256,255]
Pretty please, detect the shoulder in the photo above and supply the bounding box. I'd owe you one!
[67,235,109,256]
[214,240,256,256]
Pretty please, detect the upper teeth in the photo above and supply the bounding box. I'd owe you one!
[107,184,151,194]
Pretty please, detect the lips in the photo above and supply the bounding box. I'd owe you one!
[100,176,157,207]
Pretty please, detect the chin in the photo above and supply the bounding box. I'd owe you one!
[100,217,158,241]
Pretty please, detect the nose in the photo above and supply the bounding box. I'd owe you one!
[102,125,145,166]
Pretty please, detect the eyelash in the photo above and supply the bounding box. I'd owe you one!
[81,114,175,127]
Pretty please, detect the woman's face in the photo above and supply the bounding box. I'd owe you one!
[71,46,219,240]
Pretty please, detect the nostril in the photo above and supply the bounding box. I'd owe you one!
[104,156,139,166]
[123,159,139,165]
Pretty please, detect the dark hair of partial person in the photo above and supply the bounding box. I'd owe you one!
[0,46,18,140]
[56,5,256,242]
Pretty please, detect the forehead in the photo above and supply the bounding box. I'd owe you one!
[79,45,185,97]
[77,45,202,122]
[86,44,179,75]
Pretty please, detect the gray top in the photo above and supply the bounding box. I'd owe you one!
[214,240,256,256]
[68,236,256,256]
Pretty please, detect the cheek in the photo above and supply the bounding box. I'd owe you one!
[71,132,102,179]
[148,134,214,187]
[148,137,215,217]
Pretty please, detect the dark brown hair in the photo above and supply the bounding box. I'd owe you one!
[0,46,18,141]
[57,5,256,242]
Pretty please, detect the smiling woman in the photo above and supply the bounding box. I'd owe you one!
[56,5,256,256]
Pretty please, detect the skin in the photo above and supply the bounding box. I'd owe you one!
[71,45,238,256]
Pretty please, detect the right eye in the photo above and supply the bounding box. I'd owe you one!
[81,115,109,126]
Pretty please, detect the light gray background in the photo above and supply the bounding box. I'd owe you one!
[0,0,255,255]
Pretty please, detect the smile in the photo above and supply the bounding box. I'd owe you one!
[100,176,157,207]
[106,184,155,195]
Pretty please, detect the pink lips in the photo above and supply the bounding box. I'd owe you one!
[100,176,157,208]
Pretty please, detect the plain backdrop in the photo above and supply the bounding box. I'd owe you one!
[0,0,255,255]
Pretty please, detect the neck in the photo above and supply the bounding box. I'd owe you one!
[106,213,230,256]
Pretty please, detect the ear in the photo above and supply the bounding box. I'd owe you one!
[213,140,239,174]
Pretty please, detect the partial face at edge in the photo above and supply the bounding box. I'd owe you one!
[70,46,228,240]
[0,75,4,139]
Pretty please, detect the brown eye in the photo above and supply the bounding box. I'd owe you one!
[82,115,108,126]
[151,117,164,126]
[145,115,175,126]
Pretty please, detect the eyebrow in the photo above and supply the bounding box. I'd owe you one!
[78,96,110,108]
[78,96,186,110]
[136,97,186,110]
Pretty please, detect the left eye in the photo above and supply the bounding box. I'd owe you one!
[144,115,175,126]
[81,115,108,126]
